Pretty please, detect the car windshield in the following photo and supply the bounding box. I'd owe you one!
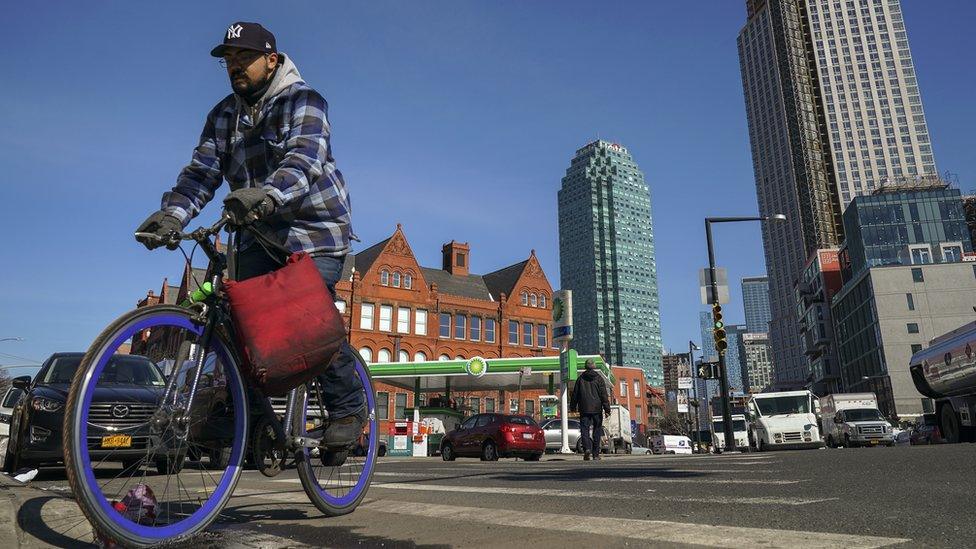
[42,355,164,386]
[844,409,885,422]
[713,420,748,432]
[507,416,537,426]
[755,395,810,416]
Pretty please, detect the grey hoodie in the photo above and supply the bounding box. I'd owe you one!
[237,53,304,129]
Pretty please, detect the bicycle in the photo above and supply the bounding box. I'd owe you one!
[61,216,378,547]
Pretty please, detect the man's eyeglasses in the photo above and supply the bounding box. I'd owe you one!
[218,52,269,69]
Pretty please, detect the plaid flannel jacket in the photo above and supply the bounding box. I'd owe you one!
[161,82,352,257]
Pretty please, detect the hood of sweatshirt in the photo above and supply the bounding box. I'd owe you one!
[238,52,304,125]
[580,369,601,381]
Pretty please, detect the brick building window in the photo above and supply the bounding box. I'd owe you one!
[530,294,538,307]
[454,314,467,339]
[376,392,389,420]
[509,321,519,344]
[509,398,519,413]
[635,405,642,424]
[521,292,528,306]
[540,294,547,308]
[536,325,547,348]
[522,323,533,346]
[397,307,410,333]
[359,347,372,362]
[413,351,427,362]
[415,309,427,336]
[620,381,626,396]
[439,313,451,338]
[485,319,496,342]
[392,272,401,287]
[470,317,481,341]
[524,399,535,417]
[634,380,640,397]
[380,270,389,286]
[395,393,407,419]
[360,303,374,330]
[469,397,480,414]
[404,274,412,289]
[379,305,393,332]
[485,398,495,413]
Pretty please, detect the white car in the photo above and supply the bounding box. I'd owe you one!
[631,444,653,455]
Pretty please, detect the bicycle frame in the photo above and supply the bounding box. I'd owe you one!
[143,219,321,455]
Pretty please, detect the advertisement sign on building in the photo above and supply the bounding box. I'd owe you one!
[677,392,689,413]
[678,377,693,390]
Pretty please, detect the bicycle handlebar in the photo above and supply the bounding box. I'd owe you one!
[134,215,230,247]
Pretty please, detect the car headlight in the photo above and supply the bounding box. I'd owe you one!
[31,396,63,412]
[803,424,815,431]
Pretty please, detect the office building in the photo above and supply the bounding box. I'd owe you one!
[742,276,772,333]
[558,140,662,385]
[741,332,774,393]
[738,0,939,388]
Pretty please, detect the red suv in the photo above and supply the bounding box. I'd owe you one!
[440,413,545,461]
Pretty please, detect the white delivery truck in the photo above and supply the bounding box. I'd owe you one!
[712,414,749,451]
[910,320,976,443]
[605,404,633,454]
[820,393,894,448]
[651,435,693,454]
[747,390,823,451]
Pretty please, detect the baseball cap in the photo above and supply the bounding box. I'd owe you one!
[210,22,277,57]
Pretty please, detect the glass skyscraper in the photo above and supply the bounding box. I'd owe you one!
[741,276,772,334]
[558,140,662,386]
[738,0,937,388]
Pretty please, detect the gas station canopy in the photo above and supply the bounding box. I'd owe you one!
[367,354,614,393]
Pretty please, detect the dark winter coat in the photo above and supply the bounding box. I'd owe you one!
[570,369,611,415]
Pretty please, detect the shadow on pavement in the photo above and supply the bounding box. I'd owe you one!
[16,495,96,548]
[487,466,709,483]
[213,502,451,549]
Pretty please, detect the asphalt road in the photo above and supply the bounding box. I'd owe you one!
[5,444,976,548]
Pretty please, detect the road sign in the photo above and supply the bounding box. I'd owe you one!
[677,392,689,413]
[553,290,574,342]
[559,349,578,381]
[699,267,729,305]
[678,377,693,390]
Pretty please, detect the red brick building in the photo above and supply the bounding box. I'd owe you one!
[609,365,648,429]
[333,225,559,431]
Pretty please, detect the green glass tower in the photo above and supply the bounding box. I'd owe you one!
[557,140,662,386]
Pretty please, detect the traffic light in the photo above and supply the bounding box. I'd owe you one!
[712,303,727,355]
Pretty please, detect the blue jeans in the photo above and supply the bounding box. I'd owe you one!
[236,245,365,418]
[579,413,603,455]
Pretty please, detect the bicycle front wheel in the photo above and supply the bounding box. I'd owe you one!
[63,305,249,547]
[295,344,377,516]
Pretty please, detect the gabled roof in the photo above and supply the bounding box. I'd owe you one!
[352,237,391,276]
[421,268,492,301]
[482,260,529,300]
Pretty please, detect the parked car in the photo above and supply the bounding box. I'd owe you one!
[910,423,944,445]
[2,352,177,474]
[631,444,653,455]
[540,418,583,453]
[440,413,545,461]
[539,418,611,454]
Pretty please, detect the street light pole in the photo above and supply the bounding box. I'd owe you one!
[688,340,700,453]
[705,214,786,452]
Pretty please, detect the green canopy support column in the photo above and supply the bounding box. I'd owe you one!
[414,377,422,407]
[548,374,554,395]
[445,376,451,401]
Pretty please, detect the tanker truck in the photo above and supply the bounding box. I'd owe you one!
[909,320,976,443]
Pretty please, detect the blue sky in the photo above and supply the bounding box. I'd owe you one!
[1,1,974,366]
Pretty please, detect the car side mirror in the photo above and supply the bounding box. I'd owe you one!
[12,375,31,391]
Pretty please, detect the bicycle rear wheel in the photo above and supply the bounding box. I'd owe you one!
[295,344,377,516]
[63,305,248,547]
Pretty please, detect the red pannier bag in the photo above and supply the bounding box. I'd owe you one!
[224,252,345,396]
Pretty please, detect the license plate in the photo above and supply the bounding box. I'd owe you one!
[522,433,534,440]
[101,434,132,448]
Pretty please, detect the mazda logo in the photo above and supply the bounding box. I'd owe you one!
[111,405,130,418]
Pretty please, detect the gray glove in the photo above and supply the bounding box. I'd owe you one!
[135,211,183,250]
[223,188,276,226]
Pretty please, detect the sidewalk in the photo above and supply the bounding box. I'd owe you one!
[0,472,94,547]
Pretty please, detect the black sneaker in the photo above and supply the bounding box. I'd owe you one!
[583,452,591,461]
[593,452,602,461]
[321,406,368,450]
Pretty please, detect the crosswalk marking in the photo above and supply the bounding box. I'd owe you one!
[359,499,909,548]
[366,481,837,506]
[590,477,805,485]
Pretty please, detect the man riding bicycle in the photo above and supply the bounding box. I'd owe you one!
[135,21,366,449]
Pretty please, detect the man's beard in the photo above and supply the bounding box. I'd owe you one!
[230,71,267,97]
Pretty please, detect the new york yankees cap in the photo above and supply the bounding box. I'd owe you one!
[210,22,277,57]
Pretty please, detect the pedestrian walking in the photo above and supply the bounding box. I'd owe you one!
[570,359,611,460]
